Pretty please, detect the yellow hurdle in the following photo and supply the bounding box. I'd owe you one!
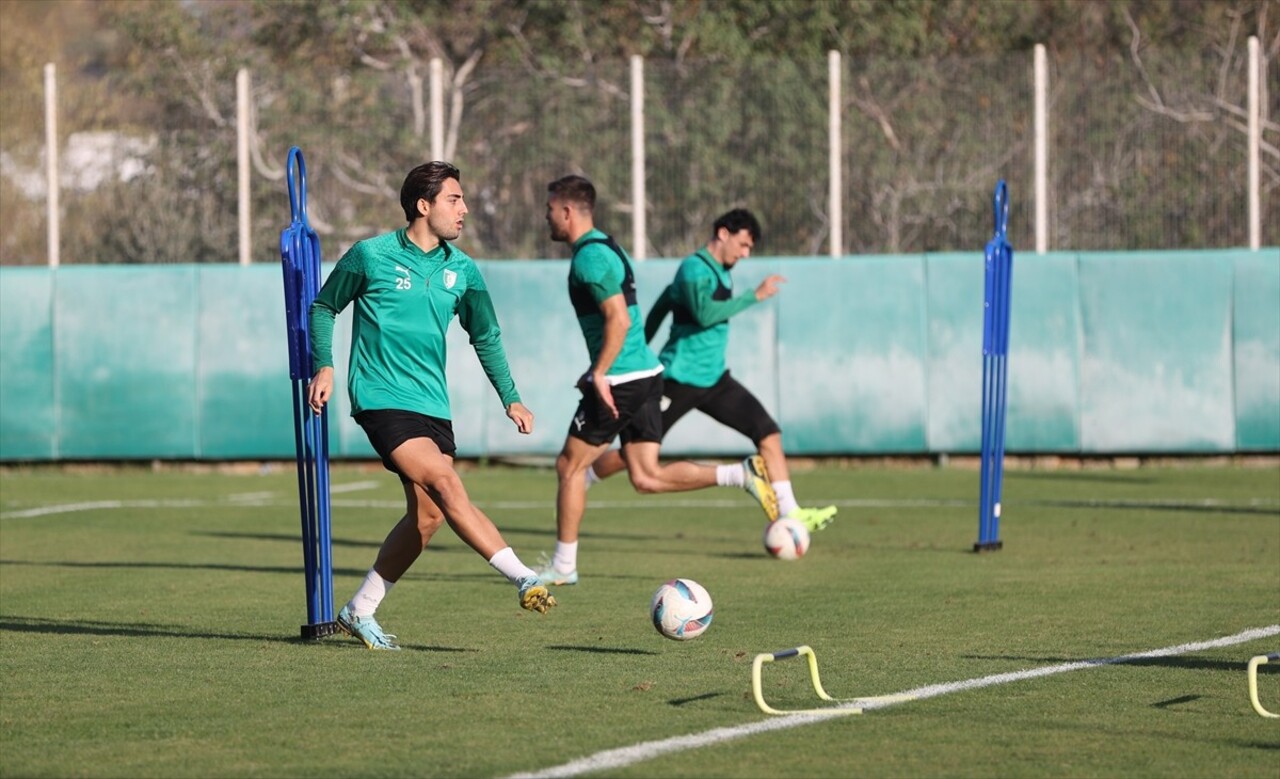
[751,645,914,716]
[1248,653,1279,719]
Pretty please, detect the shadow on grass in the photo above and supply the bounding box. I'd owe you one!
[199,526,669,544]
[1043,718,1280,752]
[503,526,670,543]
[0,613,305,645]
[0,557,369,577]
[1019,499,1280,516]
[1231,740,1280,750]
[963,653,1280,673]
[668,691,724,706]
[0,613,478,653]
[712,544,973,559]
[196,531,473,553]
[0,558,540,588]
[1010,472,1155,484]
[198,530,384,549]
[546,644,660,656]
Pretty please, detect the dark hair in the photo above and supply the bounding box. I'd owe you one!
[400,161,461,222]
[713,208,761,242]
[547,175,596,212]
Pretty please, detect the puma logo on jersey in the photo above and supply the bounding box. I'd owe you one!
[394,265,412,290]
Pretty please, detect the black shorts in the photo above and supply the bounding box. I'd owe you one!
[661,371,780,445]
[568,373,665,446]
[354,409,457,478]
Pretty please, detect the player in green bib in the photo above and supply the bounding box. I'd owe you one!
[307,161,554,649]
[585,209,838,532]
[535,176,778,587]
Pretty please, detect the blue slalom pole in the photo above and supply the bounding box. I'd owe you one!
[280,146,338,638]
[976,180,1013,552]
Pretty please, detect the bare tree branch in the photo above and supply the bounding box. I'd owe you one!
[851,76,902,152]
[168,51,227,128]
[1216,9,1242,102]
[446,48,484,161]
[1133,95,1215,123]
[331,151,397,198]
[1124,7,1168,113]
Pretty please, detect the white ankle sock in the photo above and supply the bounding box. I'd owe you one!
[584,466,600,489]
[349,568,394,617]
[716,463,745,487]
[773,480,799,518]
[552,540,579,573]
[488,546,535,584]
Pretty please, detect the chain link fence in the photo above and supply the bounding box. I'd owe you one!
[0,47,1272,265]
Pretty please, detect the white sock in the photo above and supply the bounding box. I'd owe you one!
[552,540,579,573]
[716,463,745,487]
[584,466,600,490]
[488,546,536,585]
[348,568,394,618]
[774,480,799,518]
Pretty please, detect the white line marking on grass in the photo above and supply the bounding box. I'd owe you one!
[1031,497,1280,510]
[0,481,390,519]
[0,499,206,519]
[470,497,1279,511]
[852,623,1280,709]
[5,495,1274,520]
[228,491,276,502]
[506,625,1280,779]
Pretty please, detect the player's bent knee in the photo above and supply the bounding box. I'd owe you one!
[409,469,465,505]
[627,472,664,494]
[414,510,445,536]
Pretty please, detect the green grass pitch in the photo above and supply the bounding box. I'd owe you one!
[1,460,1277,777]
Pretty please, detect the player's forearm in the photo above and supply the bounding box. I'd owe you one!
[308,301,338,372]
[593,310,629,378]
[458,286,521,406]
[309,266,362,372]
[472,336,522,408]
[686,288,758,327]
[643,287,675,343]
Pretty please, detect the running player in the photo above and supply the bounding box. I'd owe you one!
[586,209,837,532]
[535,176,778,587]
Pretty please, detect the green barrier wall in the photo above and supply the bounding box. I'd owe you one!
[1,249,1276,461]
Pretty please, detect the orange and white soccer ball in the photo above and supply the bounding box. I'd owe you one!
[763,517,810,560]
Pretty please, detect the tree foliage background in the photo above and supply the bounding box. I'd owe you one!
[0,0,1275,264]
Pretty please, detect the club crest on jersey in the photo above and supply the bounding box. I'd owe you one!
[442,269,457,289]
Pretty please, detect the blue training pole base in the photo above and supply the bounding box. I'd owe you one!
[973,540,1004,553]
[301,622,340,640]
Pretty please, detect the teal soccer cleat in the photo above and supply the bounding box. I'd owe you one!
[518,576,558,614]
[336,604,400,651]
[533,552,579,586]
[534,565,579,586]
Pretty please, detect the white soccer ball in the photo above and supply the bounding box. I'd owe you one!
[763,518,810,560]
[650,578,714,641]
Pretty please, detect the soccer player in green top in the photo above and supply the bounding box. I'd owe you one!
[535,176,778,587]
[307,161,555,650]
[585,209,838,532]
